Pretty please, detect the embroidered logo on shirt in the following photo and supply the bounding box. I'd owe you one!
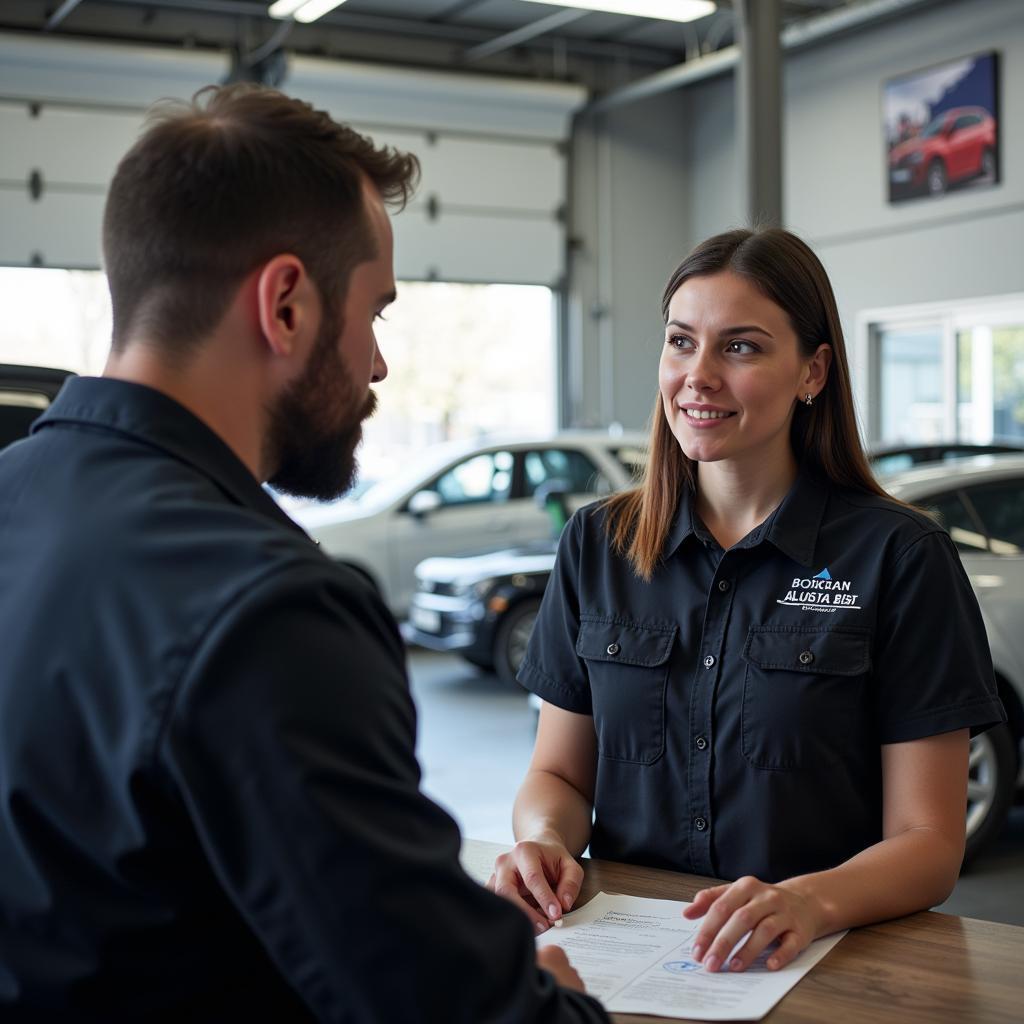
[777,567,862,612]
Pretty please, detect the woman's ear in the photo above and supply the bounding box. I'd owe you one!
[255,254,317,358]
[801,343,833,401]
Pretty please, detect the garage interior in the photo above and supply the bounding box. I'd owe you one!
[2,0,1023,934]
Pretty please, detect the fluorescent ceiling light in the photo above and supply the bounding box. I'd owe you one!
[519,0,715,22]
[268,0,349,23]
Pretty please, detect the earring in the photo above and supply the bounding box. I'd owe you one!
[804,393,814,406]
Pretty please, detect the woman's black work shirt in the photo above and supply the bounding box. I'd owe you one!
[518,471,1006,883]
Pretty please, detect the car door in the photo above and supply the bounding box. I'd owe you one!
[514,446,612,546]
[958,477,1024,679]
[388,449,517,612]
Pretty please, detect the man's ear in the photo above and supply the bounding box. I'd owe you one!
[801,342,833,400]
[255,254,318,358]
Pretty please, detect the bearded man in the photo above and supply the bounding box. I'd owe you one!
[0,85,605,1024]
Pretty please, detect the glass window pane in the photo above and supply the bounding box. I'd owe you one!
[958,326,1024,443]
[964,479,1024,556]
[522,449,606,497]
[920,491,988,554]
[879,328,945,443]
[433,452,512,506]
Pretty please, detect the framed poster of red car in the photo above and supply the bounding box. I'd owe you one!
[884,52,999,204]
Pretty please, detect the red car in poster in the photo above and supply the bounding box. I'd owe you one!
[889,106,997,198]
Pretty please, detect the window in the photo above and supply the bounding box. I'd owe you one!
[963,479,1024,555]
[920,490,988,554]
[432,451,513,507]
[866,296,1024,448]
[610,444,648,483]
[877,328,945,443]
[521,448,606,498]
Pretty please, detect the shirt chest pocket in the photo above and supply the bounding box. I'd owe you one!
[741,625,872,771]
[576,617,677,765]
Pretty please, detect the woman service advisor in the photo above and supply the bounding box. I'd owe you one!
[489,228,1006,976]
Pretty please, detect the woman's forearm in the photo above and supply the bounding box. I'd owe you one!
[781,826,964,936]
[512,769,593,857]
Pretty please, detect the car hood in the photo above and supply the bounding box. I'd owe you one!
[889,137,931,163]
[416,542,557,584]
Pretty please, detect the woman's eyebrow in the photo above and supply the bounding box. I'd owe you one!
[665,319,774,338]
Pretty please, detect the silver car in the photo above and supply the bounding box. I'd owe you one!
[885,454,1024,863]
[293,432,646,617]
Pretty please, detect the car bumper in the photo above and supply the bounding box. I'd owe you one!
[404,592,496,658]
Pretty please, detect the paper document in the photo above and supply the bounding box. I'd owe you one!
[535,891,845,1021]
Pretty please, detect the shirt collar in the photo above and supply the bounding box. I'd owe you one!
[32,376,305,536]
[662,468,829,568]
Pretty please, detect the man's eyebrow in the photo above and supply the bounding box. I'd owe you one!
[665,319,774,338]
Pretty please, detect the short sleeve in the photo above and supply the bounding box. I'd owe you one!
[517,512,593,715]
[873,530,1006,743]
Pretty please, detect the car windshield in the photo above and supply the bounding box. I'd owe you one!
[920,114,948,139]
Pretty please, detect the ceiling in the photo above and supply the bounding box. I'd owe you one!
[0,0,929,91]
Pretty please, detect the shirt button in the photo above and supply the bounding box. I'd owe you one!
[703,655,715,669]
[694,817,708,832]
[717,580,730,592]
[695,736,708,750]
[606,642,621,656]
[798,650,814,665]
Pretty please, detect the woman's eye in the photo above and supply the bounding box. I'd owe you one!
[726,339,757,354]
[667,334,694,350]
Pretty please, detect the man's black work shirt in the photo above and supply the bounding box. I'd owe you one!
[0,377,606,1024]
[519,472,1005,883]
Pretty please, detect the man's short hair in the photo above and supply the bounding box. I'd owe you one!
[102,84,419,355]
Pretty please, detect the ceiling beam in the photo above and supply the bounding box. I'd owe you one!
[463,8,589,63]
[46,0,88,31]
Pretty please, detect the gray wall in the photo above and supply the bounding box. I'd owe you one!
[564,90,689,430]
[570,0,1023,430]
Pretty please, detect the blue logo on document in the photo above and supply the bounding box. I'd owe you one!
[662,959,701,974]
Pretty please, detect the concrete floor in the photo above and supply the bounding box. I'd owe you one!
[407,649,1024,927]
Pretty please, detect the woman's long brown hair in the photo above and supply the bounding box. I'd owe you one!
[604,227,893,580]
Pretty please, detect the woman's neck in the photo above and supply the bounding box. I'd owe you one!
[694,450,799,550]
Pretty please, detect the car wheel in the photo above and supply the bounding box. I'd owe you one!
[980,146,996,181]
[460,652,495,673]
[927,159,947,196]
[493,598,542,687]
[963,722,1016,867]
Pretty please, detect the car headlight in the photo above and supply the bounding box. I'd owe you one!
[451,580,491,599]
[908,151,924,164]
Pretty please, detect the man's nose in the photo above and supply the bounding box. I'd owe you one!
[371,344,388,384]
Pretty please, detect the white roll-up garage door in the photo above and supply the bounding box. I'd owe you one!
[0,34,585,286]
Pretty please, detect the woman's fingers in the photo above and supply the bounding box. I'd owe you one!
[724,914,785,972]
[554,858,584,913]
[766,931,806,970]
[491,840,580,931]
[682,883,730,919]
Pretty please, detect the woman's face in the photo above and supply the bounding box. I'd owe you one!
[659,270,824,470]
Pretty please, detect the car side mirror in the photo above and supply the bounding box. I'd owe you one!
[534,479,571,534]
[407,490,442,518]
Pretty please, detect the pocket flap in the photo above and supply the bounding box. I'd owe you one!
[576,617,676,667]
[743,626,870,675]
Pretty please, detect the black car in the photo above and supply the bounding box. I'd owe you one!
[0,364,75,452]
[404,540,556,686]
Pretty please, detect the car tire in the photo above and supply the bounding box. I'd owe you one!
[927,158,947,196]
[963,722,1017,868]
[493,597,543,687]
[460,652,495,672]
[980,146,996,181]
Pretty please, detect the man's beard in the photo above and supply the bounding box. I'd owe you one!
[265,308,377,502]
